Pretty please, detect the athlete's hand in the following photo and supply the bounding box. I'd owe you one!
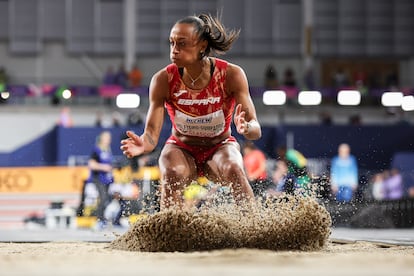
[120,131,145,158]
[234,104,249,135]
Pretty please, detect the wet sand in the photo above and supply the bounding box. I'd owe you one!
[1,241,413,276]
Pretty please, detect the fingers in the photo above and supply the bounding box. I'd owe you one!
[239,120,248,134]
[120,131,133,157]
[234,104,248,134]
[127,130,143,145]
[235,104,246,120]
[121,131,135,145]
[120,139,129,145]
[234,104,242,116]
[121,144,134,159]
[234,104,246,123]
[126,130,138,140]
[120,130,144,158]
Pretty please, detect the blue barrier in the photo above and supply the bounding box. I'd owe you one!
[1,124,413,172]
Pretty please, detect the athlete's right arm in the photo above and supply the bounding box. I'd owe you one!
[120,69,169,158]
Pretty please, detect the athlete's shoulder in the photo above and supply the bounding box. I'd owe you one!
[165,62,178,73]
[213,57,228,68]
[212,58,245,77]
[151,66,170,83]
[214,57,241,73]
[223,60,246,81]
[149,67,170,94]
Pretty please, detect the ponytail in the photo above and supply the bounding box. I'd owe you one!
[176,14,240,56]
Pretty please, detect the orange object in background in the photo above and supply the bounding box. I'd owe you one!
[0,166,88,194]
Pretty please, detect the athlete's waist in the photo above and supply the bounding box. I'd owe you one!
[170,129,233,147]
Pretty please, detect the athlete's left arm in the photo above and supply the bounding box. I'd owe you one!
[227,63,262,140]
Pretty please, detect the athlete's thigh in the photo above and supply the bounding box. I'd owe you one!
[158,143,197,179]
[205,142,244,182]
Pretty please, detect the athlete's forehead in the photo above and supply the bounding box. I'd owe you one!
[169,23,197,40]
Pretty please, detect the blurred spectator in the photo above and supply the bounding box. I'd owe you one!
[367,70,382,90]
[266,159,291,197]
[107,166,140,227]
[57,106,74,127]
[94,111,123,128]
[303,68,315,90]
[0,66,9,92]
[127,110,144,126]
[103,189,122,226]
[132,152,161,213]
[275,145,311,194]
[87,131,114,229]
[319,111,333,126]
[264,64,278,89]
[115,64,128,88]
[385,70,399,89]
[371,172,385,201]
[103,66,116,85]
[111,111,123,127]
[330,143,358,203]
[353,68,369,100]
[353,68,367,88]
[333,68,349,89]
[349,113,362,126]
[409,187,414,198]
[282,67,296,87]
[76,180,99,217]
[383,168,403,200]
[95,111,104,128]
[128,64,143,88]
[242,141,271,197]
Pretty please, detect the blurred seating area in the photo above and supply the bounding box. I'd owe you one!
[2,83,413,107]
[0,84,149,106]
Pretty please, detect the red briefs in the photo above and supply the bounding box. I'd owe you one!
[165,135,237,176]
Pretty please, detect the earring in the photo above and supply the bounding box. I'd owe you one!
[200,51,205,58]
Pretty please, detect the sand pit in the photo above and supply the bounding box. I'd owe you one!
[111,195,331,252]
[2,196,412,275]
[1,241,413,276]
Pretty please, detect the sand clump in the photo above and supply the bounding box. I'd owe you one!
[110,194,332,252]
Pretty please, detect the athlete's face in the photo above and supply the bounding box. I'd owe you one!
[169,23,207,67]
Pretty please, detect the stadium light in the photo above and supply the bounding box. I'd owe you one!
[298,90,322,106]
[262,90,286,105]
[116,93,140,108]
[62,89,72,100]
[401,95,414,111]
[337,90,361,106]
[0,91,10,100]
[381,91,403,107]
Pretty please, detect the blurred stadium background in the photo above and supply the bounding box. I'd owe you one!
[0,0,413,230]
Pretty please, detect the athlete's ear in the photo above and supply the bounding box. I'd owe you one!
[199,39,208,52]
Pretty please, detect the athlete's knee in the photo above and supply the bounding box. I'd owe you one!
[161,164,192,185]
[219,160,244,180]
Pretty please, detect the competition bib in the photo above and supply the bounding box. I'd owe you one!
[174,109,225,137]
